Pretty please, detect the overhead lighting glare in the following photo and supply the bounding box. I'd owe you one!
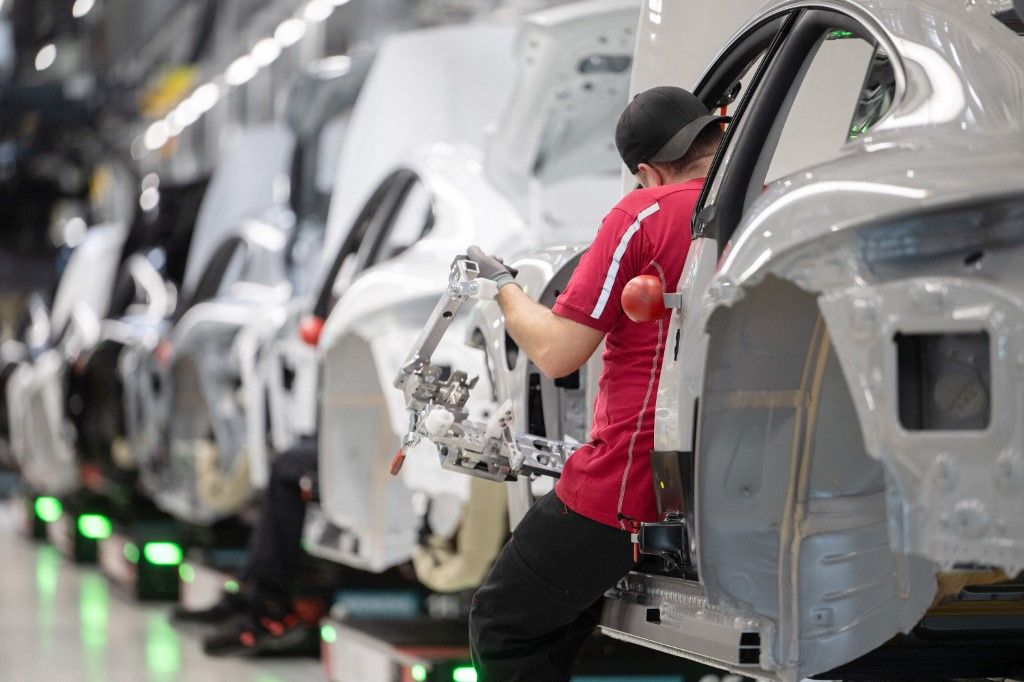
[144,120,170,151]
[315,55,351,77]
[72,0,96,18]
[190,83,220,113]
[164,114,183,137]
[170,100,199,129]
[274,18,307,47]
[63,216,87,247]
[35,43,57,71]
[251,37,282,67]
[139,187,160,212]
[328,0,352,5]
[304,0,333,23]
[225,55,258,86]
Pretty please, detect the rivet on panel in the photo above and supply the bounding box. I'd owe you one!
[933,455,958,492]
[727,574,753,599]
[849,296,877,342]
[995,449,1023,495]
[910,282,947,313]
[811,608,834,626]
[951,499,989,538]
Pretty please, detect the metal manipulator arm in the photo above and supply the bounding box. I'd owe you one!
[392,256,579,482]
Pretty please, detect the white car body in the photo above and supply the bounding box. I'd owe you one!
[239,24,521,493]
[314,0,638,581]
[9,223,128,496]
[598,1,1024,679]
[397,0,1024,678]
[147,57,376,522]
[119,123,297,522]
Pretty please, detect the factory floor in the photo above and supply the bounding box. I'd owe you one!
[0,505,322,682]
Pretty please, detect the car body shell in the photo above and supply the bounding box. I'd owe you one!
[314,0,638,579]
[418,0,1024,678]
[238,24,521,498]
[117,123,296,522]
[7,222,128,496]
[588,0,1024,679]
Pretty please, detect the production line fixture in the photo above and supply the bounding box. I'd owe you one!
[392,256,577,483]
[6,222,129,497]
[392,0,1024,680]
[312,0,637,584]
[119,122,298,524]
[97,55,369,527]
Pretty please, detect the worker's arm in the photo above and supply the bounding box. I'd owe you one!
[468,246,604,380]
[496,284,604,380]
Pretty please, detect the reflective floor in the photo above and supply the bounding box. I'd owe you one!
[0,506,322,682]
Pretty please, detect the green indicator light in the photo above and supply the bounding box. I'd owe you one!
[34,497,63,523]
[827,29,854,40]
[77,514,113,540]
[124,542,140,563]
[143,542,183,566]
[320,624,337,644]
[452,666,477,682]
[411,664,428,681]
[224,579,240,594]
[179,563,196,584]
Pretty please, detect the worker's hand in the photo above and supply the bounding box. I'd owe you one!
[468,245,517,290]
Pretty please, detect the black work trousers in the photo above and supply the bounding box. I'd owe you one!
[240,436,318,605]
[469,491,636,681]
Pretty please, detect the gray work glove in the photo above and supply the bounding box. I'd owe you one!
[468,245,517,290]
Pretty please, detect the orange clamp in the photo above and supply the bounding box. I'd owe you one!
[389,449,406,476]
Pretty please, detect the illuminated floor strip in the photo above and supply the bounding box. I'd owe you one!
[0,507,321,681]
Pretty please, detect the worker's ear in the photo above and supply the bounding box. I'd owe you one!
[635,163,663,188]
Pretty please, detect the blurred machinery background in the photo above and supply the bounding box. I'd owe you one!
[0,0,571,339]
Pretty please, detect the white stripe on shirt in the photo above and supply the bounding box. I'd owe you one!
[590,202,661,319]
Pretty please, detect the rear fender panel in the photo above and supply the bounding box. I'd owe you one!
[697,276,936,678]
[820,275,1024,575]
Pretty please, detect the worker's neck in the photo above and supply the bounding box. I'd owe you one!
[662,155,714,185]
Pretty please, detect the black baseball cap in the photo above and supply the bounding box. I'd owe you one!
[615,86,730,174]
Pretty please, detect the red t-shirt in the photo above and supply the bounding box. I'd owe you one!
[552,180,700,529]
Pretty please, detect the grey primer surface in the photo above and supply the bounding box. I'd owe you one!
[601,0,1024,680]
[383,0,1024,678]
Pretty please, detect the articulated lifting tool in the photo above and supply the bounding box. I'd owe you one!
[392,256,579,482]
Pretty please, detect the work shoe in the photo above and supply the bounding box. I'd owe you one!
[202,610,319,658]
[171,590,251,626]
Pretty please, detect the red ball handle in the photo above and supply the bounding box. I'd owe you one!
[298,315,325,347]
[621,275,667,323]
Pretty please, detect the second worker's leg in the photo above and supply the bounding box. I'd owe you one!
[240,435,319,605]
[204,436,320,657]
